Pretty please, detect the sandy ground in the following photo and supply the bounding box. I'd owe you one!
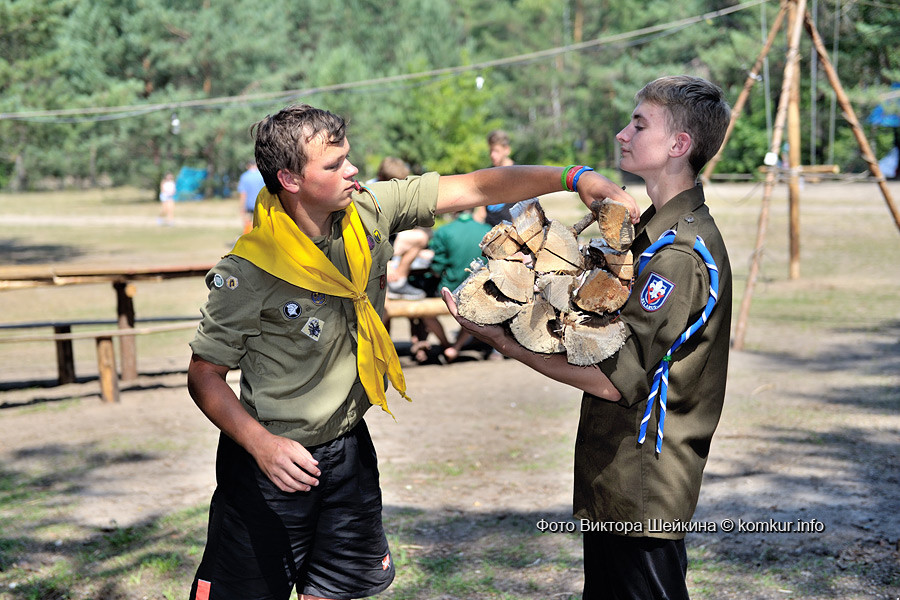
[0,181,898,598]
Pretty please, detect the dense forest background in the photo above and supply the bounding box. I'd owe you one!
[1,0,898,193]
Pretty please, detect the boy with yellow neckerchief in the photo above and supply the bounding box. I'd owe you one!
[186,104,636,600]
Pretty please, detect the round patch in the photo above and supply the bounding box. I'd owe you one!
[372,229,383,244]
[212,273,225,288]
[311,292,327,306]
[282,301,302,319]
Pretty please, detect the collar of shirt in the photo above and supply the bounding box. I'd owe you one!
[637,183,706,249]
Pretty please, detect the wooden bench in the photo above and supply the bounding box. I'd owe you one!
[0,299,448,404]
[383,297,449,319]
[0,319,199,402]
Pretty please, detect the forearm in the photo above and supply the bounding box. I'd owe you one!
[187,355,271,453]
[440,288,621,401]
[436,166,562,214]
[494,336,621,401]
[436,165,639,222]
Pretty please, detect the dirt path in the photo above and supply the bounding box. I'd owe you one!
[1,317,897,598]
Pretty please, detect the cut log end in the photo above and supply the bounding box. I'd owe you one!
[456,269,524,325]
[563,320,628,366]
[510,298,565,354]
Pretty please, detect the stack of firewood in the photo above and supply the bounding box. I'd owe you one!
[453,197,635,366]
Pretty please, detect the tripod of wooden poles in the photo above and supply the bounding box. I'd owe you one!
[702,0,900,351]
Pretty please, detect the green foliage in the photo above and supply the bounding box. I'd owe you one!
[1,0,898,191]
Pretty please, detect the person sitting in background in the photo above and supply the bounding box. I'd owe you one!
[376,157,433,300]
[419,206,492,362]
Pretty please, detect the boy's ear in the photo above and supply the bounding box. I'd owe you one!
[669,132,692,159]
[277,169,300,193]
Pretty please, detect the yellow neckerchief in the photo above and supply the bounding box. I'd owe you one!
[229,188,410,416]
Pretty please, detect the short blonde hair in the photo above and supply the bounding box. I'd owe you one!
[635,76,731,176]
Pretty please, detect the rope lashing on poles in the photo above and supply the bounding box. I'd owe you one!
[635,228,720,454]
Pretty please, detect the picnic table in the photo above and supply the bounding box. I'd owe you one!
[0,263,448,403]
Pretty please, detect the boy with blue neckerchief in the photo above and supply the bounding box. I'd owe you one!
[444,75,733,599]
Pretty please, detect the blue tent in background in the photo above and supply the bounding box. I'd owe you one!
[175,167,207,201]
[868,83,900,179]
[867,82,900,127]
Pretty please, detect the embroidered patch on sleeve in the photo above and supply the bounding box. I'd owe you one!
[640,272,675,312]
[301,317,323,341]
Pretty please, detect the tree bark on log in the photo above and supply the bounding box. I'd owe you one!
[596,199,635,252]
[481,223,523,260]
[510,198,547,253]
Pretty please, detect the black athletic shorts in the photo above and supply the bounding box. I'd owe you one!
[190,421,394,600]
[582,531,689,600]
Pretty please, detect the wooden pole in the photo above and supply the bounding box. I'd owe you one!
[787,9,803,281]
[53,324,76,385]
[803,11,900,232]
[704,1,788,180]
[95,336,120,403]
[114,280,138,381]
[734,0,807,351]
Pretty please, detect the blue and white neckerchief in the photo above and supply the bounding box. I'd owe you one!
[635,228,720,454]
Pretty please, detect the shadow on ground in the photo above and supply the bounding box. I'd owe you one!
[0,238,84,265]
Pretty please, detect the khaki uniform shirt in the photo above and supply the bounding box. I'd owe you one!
[574,184,733,539]
[190,173,439,446]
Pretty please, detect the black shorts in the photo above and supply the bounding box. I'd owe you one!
[582,531,689,600]
[190,421,394,600]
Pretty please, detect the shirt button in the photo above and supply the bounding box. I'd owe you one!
[684,215,695,223]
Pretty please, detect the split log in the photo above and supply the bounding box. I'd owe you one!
[596,199,635,252]
[563,320,628,366]
[488,259,534,303]
[600,248,633,282]
[455,268,524,325]
[481,223,523,260]
[510,198,547,253]
[535,273,577,313]
[574,269,629,314]
[509,297,565,354]
[533,220,584,274]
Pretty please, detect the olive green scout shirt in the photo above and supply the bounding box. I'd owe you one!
[190,173,439,446]
[574,184,733,539]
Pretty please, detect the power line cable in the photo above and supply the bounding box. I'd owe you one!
[1,0,767,123]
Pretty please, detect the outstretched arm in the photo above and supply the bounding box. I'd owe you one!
[187,354,321,493]
[440,288,622,401]
[436,166,639,223]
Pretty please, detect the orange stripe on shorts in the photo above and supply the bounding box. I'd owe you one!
[196,579,211,600]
